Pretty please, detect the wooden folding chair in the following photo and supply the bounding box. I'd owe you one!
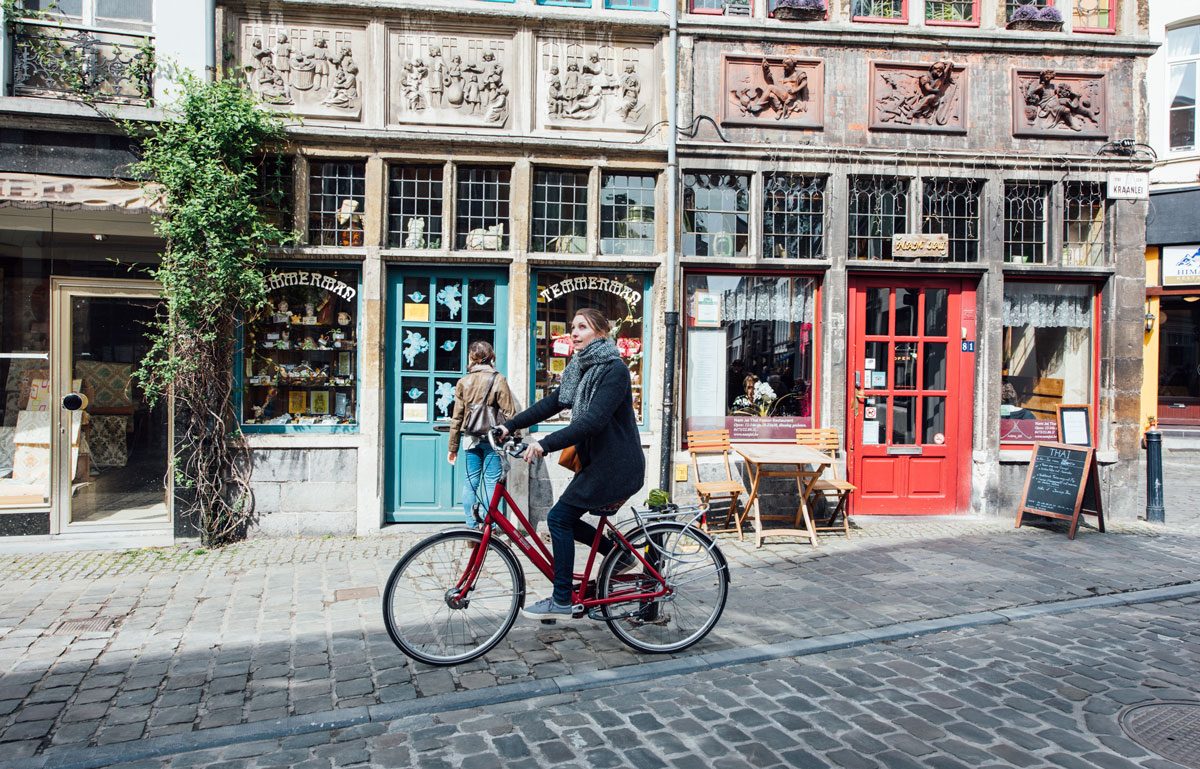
[686,429,749,539]
[795,428,855,537]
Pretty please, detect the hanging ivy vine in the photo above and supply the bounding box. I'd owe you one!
[130,73,293,545]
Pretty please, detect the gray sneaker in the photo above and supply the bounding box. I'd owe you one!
[522,596,575,619]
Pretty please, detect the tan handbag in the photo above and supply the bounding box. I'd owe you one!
[558,445,583,473]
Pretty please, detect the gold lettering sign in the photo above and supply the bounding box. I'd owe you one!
[890,233,949,259]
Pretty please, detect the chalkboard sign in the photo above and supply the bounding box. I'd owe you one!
[1056,404,1092,447]
[1015,441,1106,539]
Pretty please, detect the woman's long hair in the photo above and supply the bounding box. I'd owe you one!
[574,307,611,337]
[468,340,496,366]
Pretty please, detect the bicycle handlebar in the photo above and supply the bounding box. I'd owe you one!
[487,427,527,457]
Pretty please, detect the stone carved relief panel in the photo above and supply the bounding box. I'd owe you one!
[389,30,513,129]
[1012,69,1107,139]
[535,39,655,133]
[721,56,824,129]
[868,61,966,134]
[240,20,364,120]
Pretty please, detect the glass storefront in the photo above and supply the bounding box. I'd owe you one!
[1157,294,1200,425]
[683,274,816,442]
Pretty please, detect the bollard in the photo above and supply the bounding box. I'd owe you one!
[1145,427,1165,524]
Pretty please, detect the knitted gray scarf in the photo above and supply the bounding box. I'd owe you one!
[557,337,622,422]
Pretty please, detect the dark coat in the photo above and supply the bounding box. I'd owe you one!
[503,359,645,509]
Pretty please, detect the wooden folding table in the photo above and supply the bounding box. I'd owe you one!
[731,442,832,549]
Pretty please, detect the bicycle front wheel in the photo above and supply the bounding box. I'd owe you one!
[598,523,728,654]
[383,530,523,666]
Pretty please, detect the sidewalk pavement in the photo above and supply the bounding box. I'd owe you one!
[1,473,1199,769]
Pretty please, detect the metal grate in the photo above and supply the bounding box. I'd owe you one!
[1063,181,1106,266]
[763,174,825,259]
[853,0,905,19]
[1120,701,1200,769]
[925,0,975,22]
[923,178,981,262]
[387,165,444,250]
[1003,181,1049,264]
[308,160,366,247]
[1005,0,1051,19]
[532,168,589,253]
[54,616,117,636]
[682,172,749,258]
[848,175,908,260]
[601,172,656,256]
[455,166,511,251]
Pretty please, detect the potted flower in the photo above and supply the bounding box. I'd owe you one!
[1007,4,1063,31]
[773,0,827,22]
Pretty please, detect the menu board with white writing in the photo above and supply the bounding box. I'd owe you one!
[1015,441,1105,540]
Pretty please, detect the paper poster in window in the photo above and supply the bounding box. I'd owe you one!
[550,322,566,338]
[403,302,429,322]
[549,357,567,375]
[310,390,330,415]
[552,337,573,356]
[863,421,881,445]
[288,391,307,414]
[402,402,427,422]
[334,392,350,417]
[693,292,721,328]
[535,320,546,339]
[338,352,352,376]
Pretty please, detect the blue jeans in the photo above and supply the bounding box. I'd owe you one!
[462,444,502,527]
[547,499,615,605]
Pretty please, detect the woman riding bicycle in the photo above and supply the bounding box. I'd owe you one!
[496,308,645,619]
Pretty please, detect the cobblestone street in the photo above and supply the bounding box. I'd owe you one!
[0,459,1197,768]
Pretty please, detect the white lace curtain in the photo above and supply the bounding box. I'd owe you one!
[721,277,813,323]
[1003,282,1092,329]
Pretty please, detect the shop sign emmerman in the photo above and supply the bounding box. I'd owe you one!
[538,276,641,307]
[266,270,357,301]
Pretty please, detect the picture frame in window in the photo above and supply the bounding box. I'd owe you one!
[1055,404,1092,447]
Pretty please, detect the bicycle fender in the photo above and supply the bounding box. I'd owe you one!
[427,527,529,606]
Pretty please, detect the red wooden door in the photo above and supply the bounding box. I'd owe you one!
[847,278,975,515]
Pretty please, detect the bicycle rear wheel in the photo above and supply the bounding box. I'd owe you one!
[383,530,523,666]
[598,523,728,654]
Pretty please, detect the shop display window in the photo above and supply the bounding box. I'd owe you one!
[0,263,50,507]
[532,271,647,425]
[684,274,816,442]
[1000,282,1093,443]
[1157,294,1200,424]
[242,267,360,429]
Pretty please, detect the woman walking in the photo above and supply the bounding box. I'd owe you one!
[497,308,645,618]
[447,341,518,528]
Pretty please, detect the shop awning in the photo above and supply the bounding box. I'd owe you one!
[1148,186,1200,246]
[0,172,160,214]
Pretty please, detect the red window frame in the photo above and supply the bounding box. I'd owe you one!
[998,277,1102,451]
[690,0,744,15]
[679,269,823,449]
[924,0,979,27]
[1072,0,1116,34]
[852,0,908,24]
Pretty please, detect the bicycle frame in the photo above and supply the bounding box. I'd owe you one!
[453,452,669,613]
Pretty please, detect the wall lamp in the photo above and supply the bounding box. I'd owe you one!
[1145,312,1155,333]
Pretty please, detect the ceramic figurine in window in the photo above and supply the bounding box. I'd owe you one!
[275,329,291,350]
[337,311,351,326]
[274,300,290,323]
[318,332,332,349]
[405,217,426,249]
[300,335,317,351]
[330,327,345,341]
[337,199,364,246]
[303,303,317,324]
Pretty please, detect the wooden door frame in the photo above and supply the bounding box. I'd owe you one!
[49,276,173,535]
[845,274,976,515]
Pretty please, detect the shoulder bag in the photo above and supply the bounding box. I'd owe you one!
[464,372,505,437]
[558,445,583,473]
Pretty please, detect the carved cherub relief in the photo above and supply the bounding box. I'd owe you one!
[1017,69,1104,134]
[871,60,963,131]
[540,44,647,129]
[721,56,823,129]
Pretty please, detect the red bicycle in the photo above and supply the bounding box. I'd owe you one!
[383,430,730,666]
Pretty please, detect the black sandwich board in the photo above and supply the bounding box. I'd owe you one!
[1015,441,1106,540]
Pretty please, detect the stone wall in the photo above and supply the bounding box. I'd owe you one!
[248,448,358,536]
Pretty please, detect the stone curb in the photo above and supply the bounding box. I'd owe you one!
[16,580,1200,769]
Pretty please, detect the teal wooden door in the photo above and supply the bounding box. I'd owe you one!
[385,269,508,522]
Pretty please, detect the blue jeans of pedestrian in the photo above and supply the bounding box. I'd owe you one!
[547,499,615,605]
[462,444,502,527]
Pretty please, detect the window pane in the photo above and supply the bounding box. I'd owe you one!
[1169,63,1196,111]
[308,161,366,247]
[96,0,152,23]
[853,0,904,18]
[895,288,918,336]
[1167,24,1200,58]
[536,272,646,423]
[1063,182,1105,266]
[601,172,656,256]
[682,172,749,257]
[865,288,890,336]
[892,396,916,444]
[1000,282,1093,443]
[926,1,974,22]
[684,275,817,441]
[387,165,443,249]
[894,342,918,390]
[23,0,82,17]
[1158,296,1200,401]
[455,166,511,250]
[763,175,825,259]
[1004,182,1048,264]
[923,343,947,390]
[864,341,888,390]
[922,179,980,262]
[1170,107,1196,151]
[922,396,946,444]
[924,289,948,336]
[848,176,908,260]
[532,168,588,253]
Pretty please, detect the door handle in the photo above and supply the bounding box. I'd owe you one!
[855,371,861,388]
[61,392,89,411]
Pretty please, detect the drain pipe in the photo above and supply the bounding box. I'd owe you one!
[658,5,680,493]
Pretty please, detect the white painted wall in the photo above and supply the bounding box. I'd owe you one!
[152,0,216,101]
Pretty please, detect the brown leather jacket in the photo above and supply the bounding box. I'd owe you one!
[448,364,519,452]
